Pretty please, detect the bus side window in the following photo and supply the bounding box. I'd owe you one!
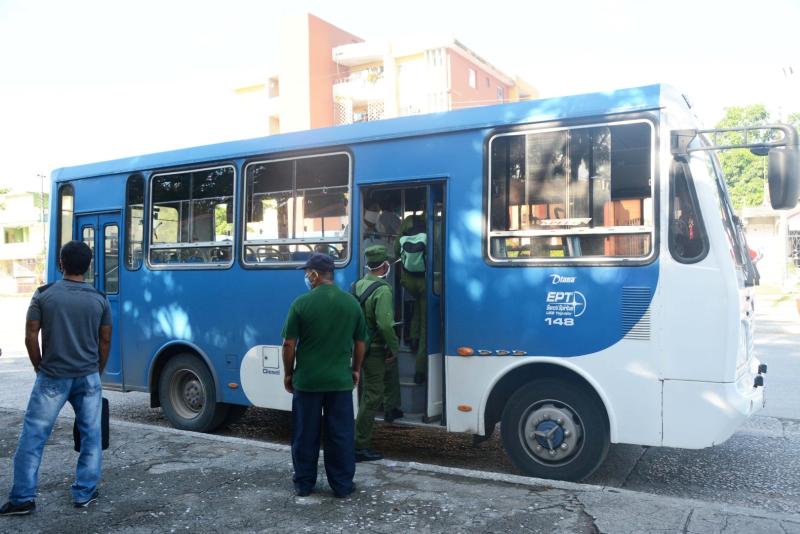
[243,153,350,266]
[669,162,708,262]
[487,121,654,261]
[149,166,235,268]
[56,184,75,272]
[125,174,144,270]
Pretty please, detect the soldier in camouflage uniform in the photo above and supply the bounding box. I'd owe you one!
[354,245,402,462]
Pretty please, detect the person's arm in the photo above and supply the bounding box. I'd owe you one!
[98,325,112,374]
[351,340,365,388]
[24,320,42,373]
[282,338,297,394]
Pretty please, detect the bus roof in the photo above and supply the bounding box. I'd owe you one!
[52,83,682,182]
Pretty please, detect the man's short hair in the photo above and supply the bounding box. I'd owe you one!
[60,240,93,276]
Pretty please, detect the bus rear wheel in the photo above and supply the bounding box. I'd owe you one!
[159,354,229,432]
[500,379,609,481]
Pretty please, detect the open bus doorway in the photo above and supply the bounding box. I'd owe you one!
[359,183,445,425]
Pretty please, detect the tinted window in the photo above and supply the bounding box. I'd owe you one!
[125,175,144,270]
[244,153,350,265]
[149,166,235,267]
[488,121,654,260]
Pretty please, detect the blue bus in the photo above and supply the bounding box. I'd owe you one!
[48,84,798,480]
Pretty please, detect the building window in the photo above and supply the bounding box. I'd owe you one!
[468,68,477,89]
[486,77,491,88]
[488,120,654,261]
[3,226,29,244]
[125,175,144,270]
[243,153,350,266]
[497,86,504,103]
[149,165,235,267]
[57,184,74,271]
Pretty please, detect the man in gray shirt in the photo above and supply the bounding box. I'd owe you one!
[0,240,112,516]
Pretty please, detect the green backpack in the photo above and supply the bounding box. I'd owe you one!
[399,233,427,273]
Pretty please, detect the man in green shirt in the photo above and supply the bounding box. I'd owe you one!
[281,253,366,498]
[354,245,402,462]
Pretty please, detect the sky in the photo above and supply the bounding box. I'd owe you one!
[0,0,798,191]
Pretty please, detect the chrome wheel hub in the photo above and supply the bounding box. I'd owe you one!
[523,403,582,462]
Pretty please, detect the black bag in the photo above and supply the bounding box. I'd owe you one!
[73,397,109,452]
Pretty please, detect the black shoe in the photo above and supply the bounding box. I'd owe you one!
[73,490,99,508]
[355,448,383,462]
[0,501,35,516]
[295,487,312,497]
[334,483,356,499]
[384,408,404,423]
[414,372,426,385]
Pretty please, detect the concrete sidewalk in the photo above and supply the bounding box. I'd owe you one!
[1,409,799,533]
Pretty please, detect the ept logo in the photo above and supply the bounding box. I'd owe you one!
[546,291,587,317]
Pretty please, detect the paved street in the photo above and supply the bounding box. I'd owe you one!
[0,294,799,532]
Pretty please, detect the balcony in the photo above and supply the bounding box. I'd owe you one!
[332,70,386,104]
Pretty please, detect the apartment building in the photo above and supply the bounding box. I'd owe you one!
[243,13,537,133]
[0,190,48,293]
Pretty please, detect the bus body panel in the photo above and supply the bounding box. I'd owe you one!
[445,344,664,446]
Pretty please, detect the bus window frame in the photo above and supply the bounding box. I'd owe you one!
[240,150,352,269]
[124,173,145,272]
[55,183,75,272]
[484,116,659,267]
[146,163,237,271]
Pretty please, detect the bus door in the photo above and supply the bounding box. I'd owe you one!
[76,212,122,387]
[425,183,445,423]
[359,183,445,424]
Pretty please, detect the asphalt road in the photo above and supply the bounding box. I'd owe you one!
[1,295,799,516]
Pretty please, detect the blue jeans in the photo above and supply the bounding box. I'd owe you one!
[291,390,355,495]
[9,372,103,504]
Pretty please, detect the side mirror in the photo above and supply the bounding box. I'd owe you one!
[768,143,800,209]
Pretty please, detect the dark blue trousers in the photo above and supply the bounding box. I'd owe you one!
[291,390,355,495]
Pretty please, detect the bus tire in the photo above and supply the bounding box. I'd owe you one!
[500,378,609,481]
[159,353,229,432]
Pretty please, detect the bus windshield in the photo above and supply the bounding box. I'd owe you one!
[693,145,759,286]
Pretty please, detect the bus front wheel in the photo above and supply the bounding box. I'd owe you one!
[500,379,609,481]
[159,354,229,432]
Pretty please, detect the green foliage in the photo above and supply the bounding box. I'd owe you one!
[214,203,233,238]
[715,105,772,209]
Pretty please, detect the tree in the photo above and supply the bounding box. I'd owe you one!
[715,105,772,209]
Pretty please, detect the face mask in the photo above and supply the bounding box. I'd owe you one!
[304,271,317,291]
[364,210,380,225]
[379,261,391,279]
